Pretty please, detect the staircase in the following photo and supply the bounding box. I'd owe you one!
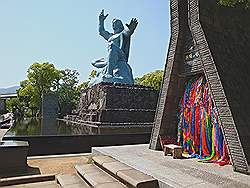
[56,155,159,188]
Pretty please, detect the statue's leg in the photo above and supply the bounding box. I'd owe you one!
[106,44,119,76]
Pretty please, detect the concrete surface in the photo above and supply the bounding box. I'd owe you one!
[1,180,59,188]
[56,174,90,188]
[0,174,55,187]
[93,155,117,165]
[92,144,250,188]
[102,161,132,174]
[93,155,158,188]
[28,155,91,175]
[75,164,127,188]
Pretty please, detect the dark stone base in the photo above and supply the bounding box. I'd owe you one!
[0,141,29,174]
[64,83,159,134]
[3,133,150,156]
[77,83,158,120]
[61,118,153,135]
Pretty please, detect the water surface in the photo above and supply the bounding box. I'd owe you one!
[6,118,73,136]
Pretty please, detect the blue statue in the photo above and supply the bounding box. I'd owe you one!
[89,9,138,86]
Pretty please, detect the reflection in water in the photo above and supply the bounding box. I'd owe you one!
[6,118,73,136]
[5,119,150,137]
[66,122,96,135]
[41,118,57,135]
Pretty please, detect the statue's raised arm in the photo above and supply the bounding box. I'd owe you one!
[124,18,138,37]
[99,9,112,40]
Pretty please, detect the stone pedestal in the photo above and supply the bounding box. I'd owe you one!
[0,141,29,174]
[41,94,59,119]
[41,94,59,135]
[0,99,6,115]
[64,83,159,134]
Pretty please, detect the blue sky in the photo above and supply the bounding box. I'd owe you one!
[0,0,170,88]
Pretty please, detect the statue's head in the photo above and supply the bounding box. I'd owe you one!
[112,19,124,34]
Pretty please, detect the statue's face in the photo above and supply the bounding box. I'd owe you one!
[112,19,124,34]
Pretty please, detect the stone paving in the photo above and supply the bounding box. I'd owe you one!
[28,155,91,175]
[92,144,250,188]
[2,180,59,188]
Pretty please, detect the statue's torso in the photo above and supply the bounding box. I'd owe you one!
[108,33,123,48]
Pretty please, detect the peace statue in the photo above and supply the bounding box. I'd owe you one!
[89,9,138,86]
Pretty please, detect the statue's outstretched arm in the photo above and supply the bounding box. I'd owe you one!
[99,9,112,40]
[124,18,138,37]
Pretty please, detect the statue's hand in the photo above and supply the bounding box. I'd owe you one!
[99,9,109,22]
[126,18,138,33]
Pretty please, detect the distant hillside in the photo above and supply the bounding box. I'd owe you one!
[0,86,20,94]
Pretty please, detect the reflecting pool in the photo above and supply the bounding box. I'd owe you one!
[6,118,73,136]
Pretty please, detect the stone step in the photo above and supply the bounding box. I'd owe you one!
[92,155,159,188]
[0,174,56,187]
[56,173,90,188]
[1,181,59,188]
[75,163,127,188]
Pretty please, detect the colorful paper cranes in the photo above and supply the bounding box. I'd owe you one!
[177,76,230,165]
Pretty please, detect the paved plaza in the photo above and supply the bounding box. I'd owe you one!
[93,144,250,188]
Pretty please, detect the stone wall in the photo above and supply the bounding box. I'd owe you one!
[41,94,59,119]
[150,0,190,149]
[76,83,159,124]
[150,0,250,173]
[3,133,150,156]
[199,0,250,165]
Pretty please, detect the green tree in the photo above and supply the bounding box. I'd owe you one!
[219,0,250,7]
[76,69,97,90]
[27,62,61,95]
[77,82,89,91]
[56,69,80,116]
[89,70,97,79]
[8,62,86,118]
[7,62,61,117]
[135,70,164,90]
[18,80,40,116]
[27,62,61,115]
[6,97,25,117]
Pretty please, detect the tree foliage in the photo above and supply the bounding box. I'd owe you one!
[135,70,164,90]
[89,70,97,79]
[6,97,25,117]
[27,62,61,95]
[56,69,80,116]
[75,69,97,92]
[8,62,83,117]
[219,0,250,8]
[18,79,40,116]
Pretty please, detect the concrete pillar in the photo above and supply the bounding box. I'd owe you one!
[41,94,59,135]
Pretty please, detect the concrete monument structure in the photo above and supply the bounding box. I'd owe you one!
[41,94,59,135]
[150,0,250,174]
[63,10,158,136]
